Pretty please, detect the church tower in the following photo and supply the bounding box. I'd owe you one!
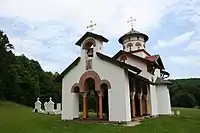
[75,32,108,59]
[75,21,108,60]
[118,28,149,58]
[118,17,150,58]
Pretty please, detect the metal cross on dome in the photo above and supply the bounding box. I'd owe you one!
[86,20,97,32]
[127,17,136,30]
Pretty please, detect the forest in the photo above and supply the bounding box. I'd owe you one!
[0,30,200,109]
[0,30,61,106]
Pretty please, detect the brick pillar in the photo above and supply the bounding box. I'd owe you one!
[131,92,136,118]
[137,93,143,116]
[86,96,88,118]
[144,94,149,115]
[98,92,103,120]
[96,95,99,117]
[82,93,87,120]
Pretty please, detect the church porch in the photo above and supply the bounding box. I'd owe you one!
[128,72,153,119]
[71,70,111,121]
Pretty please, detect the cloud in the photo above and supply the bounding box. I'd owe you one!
[184,40,200,53]
[0,0,200,79]
[167,55,200,66]
[153,31,194,50]
[0,0,182,36]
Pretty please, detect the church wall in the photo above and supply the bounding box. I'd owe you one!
[62,59,85,120]
[156,85,171,114]
[149,85,158,116]
[154,69,161,78]
[125,57,150,79]
[93,57,131,122]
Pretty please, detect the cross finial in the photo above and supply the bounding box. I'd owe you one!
[86,20,96,32]
[127,17,136,30]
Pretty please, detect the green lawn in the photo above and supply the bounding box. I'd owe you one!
[1,101,200,133]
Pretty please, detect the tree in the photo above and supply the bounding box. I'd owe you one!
[0,30,61,106]
[0,30,14,100]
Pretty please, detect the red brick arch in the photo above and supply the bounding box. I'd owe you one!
[71,83,80,93]
[79,70,101,92]
[101,79,111,89]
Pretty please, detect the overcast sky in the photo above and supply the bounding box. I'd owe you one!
[0,0,200,79]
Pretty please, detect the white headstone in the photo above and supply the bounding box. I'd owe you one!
[33,98,44,113]
[46,97,55,114]
[44,102,48,110]
[176,111,180,115]
[57,103,61,111]
[55,103,62,114]
[171,111,174,115]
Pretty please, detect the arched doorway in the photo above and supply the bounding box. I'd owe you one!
[71,71,111,121]
[100,80,111,120]
[84,78,98,119]
[79,70,102,120]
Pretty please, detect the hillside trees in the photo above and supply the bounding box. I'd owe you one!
[0,30,61,106]
[169,78,200,108]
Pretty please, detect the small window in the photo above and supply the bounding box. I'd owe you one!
[147,64,155,75]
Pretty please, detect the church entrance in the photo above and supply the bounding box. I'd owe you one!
[84,78,99,119]
[71,70,111,121]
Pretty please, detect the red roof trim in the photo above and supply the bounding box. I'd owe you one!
[145,55,158,62]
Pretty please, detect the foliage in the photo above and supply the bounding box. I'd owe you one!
[0,30,61,106]
[169,78,200,108]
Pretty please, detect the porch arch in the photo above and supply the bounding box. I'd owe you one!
[79,70,101,92]
[100,79,111,89]
[71,83,80,93]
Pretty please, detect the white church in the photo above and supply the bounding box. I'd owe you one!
[56,23,172,123]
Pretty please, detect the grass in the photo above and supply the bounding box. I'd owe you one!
[1,101,200,133]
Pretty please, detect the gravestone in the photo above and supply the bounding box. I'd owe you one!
[33,98,44,113]
[55,103,62,114]
[176,111,180,115]
[171,111,174,115]
[46,97,56,114]
[44,102,48,111]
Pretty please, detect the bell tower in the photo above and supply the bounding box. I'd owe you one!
[75,21,108,60]
[118,17,149,58]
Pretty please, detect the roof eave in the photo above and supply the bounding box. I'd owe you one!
[75,32,109,46]
[118,33,149,44]
[97,52,141,74]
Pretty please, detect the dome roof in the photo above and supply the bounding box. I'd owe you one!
[118,28,149,44]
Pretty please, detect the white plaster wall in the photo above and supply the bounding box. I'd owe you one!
[125,57,150,79]
[62,59,85,120]
[149,85,158,116]
[93,57,131,122]
[156,85,171,115]
[154,69,161,78]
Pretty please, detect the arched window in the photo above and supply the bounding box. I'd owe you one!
[135,42,142,49]
[127,43,133,52]
[82,39,96,57]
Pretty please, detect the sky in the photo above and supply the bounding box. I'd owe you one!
[0,0,199,79]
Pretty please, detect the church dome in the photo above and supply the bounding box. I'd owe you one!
[118,29,149,44]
